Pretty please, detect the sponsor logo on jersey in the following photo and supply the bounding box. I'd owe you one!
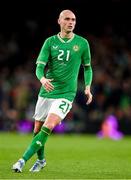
[73,45,79,51]
[52,45,58,49]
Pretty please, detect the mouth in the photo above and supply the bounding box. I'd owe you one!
[67,26,73,30]
[68,26,73,28]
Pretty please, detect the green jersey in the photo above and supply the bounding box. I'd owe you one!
[36,33,92,101]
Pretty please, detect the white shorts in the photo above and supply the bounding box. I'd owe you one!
[33,97,72,121]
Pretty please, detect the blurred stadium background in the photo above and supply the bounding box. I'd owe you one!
[0,0,131,136]
[1,0,131,179]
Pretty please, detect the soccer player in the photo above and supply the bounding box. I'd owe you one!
[12,9,93,173]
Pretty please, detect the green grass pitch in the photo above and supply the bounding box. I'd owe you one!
[0,132,131,179]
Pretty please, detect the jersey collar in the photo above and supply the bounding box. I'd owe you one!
[57,33,75,43]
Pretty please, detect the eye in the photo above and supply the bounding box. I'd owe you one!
[72,18,76,21]
[64,17,76,21]
[64,17,70,21]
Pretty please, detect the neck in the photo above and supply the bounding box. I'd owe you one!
[59,32,74,39]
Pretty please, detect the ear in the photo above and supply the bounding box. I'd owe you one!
[58,18,60,25]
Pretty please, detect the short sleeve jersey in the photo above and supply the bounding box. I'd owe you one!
[36,33,91,101]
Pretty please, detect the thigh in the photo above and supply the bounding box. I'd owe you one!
[48,98,72,120]
[33,97,53,121]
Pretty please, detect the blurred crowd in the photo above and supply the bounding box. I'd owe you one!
[0,17,131,135]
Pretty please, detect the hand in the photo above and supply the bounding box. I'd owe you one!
[40,77,54,92]
[84,86,93,105]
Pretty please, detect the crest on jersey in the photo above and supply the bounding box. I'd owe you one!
[73,45,79,51]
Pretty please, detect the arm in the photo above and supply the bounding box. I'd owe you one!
[36,63,54,92]
[84,65,93,105]
[35,37,54,92]
[82,39,93,105]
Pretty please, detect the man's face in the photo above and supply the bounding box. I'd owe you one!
[58,11,76,33]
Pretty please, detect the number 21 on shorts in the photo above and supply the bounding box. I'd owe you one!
[59,100,71,114]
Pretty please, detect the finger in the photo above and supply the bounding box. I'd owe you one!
[86,96,92,105]
[44,86,54,92]
[48,81,54,88]
[44,87,52,93]
[43,81,54,89]
[46,86,54,91]
[45,83,54,91]
[86,100,91,105]
[46,82,54,89]
[48,78,54,82]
